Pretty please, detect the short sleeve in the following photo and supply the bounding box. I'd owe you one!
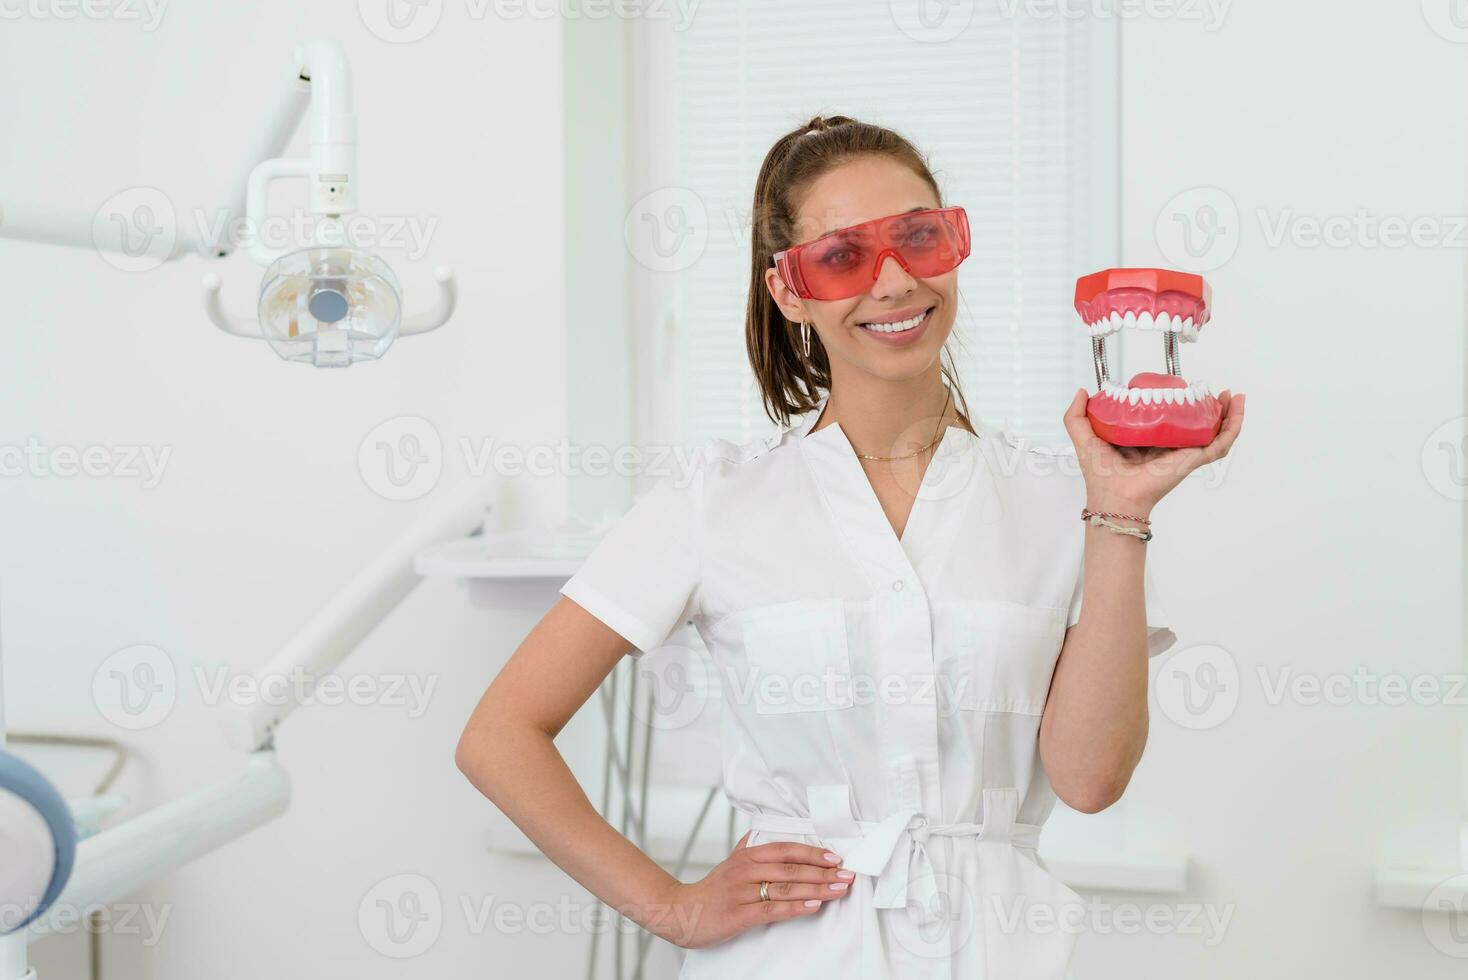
[558,464,704,657]
[1065,554,1177,659]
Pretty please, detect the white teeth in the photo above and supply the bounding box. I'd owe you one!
[1084,308,1211,339]
[1095,381,1214,406]
[861,309,929,332]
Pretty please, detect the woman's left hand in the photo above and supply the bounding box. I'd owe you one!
[1061,388,1246,517]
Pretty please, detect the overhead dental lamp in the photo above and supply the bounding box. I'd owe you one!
[0,38,456,367]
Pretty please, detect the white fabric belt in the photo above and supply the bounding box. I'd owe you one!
[746,804,1042,927]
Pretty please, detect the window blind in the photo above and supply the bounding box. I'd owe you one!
[645,2,1116,451]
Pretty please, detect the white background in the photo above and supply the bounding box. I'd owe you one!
[1,1,1465,978]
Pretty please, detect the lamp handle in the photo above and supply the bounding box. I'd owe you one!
[399,265,458,336]
[200,273,260,338]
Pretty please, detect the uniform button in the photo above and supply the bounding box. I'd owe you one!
[892,580,904,592]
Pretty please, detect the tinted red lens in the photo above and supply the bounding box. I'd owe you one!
[780,207,970,301]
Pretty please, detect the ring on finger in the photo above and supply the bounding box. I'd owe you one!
[759,880,771,902]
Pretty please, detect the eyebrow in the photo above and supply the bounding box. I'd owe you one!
[819,206,932,238]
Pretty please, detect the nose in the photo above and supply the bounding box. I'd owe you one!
[870,249,917,298]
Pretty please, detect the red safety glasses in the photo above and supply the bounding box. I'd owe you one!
[773,206,971,301]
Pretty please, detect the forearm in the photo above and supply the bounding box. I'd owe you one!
[1039,515,1152,812]
[456,721,689,939]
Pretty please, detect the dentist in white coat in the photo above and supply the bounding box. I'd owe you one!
[456,114,1245,978]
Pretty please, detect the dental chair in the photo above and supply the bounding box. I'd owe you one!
[0,479,494,980]
[0,753,76,949]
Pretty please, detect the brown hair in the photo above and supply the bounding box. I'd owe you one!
[746,113,973,430]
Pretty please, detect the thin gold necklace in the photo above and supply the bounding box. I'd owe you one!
[851,387,954,461]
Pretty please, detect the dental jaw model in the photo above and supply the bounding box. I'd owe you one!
[1074,268,1223,448]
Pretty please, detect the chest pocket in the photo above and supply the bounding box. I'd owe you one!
[950,600,1066,715]
[737,597,855,714]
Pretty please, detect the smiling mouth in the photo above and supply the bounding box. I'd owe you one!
[858,305,934,334]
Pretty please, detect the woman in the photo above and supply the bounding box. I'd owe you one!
[455,115,1244,978]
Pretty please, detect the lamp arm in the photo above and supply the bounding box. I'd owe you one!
[217,478,496,752]
[242,157,312,266]
[0,46,315,262]
[207,73,313,259]
[0,199,210,261]
[27,750,290,939]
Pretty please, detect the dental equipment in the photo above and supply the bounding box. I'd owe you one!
[1074,268,1224,448]
[0,38,456,367]
[0,478,495,980]
[0,753,76,941]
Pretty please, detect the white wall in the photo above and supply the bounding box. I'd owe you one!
[1090,2,1466,977]
[0,2,639,977]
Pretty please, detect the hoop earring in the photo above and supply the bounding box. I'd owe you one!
[800,320,811,358]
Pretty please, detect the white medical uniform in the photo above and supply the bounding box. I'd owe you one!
[559,390,1175,979]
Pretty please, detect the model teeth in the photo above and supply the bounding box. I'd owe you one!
[860,309,929,333]
[1084,311,1201,342]
[1098,381,1211,406]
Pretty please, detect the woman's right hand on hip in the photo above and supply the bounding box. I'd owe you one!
[650,831,855,949]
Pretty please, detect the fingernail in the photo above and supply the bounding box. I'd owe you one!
[804,899,822,907]
[828,881,849,891]
[836,870,854,880]
[823,852,841,864]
